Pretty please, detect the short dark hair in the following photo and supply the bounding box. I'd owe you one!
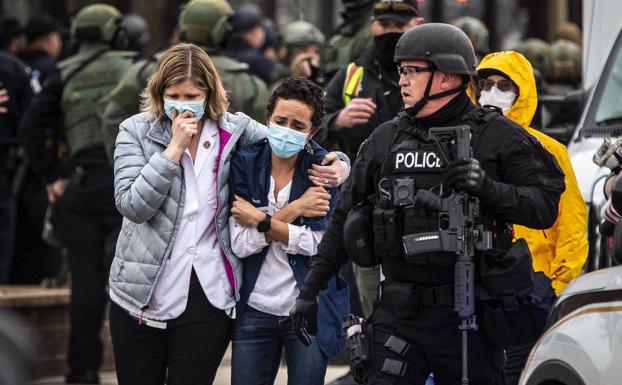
[266,77,325,131]
[0,17,21,49]
[24,15,60,44]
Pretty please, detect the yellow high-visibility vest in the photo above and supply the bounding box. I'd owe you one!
[342,62,364,105]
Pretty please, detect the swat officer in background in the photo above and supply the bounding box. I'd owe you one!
[275,20,326,85]
[290,24,565,385]
[100,0,269,163]
[19,4,138,383]
[0,50,33,284]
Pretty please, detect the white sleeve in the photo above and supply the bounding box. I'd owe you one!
[228,216,269,258]
[283,224,324,256]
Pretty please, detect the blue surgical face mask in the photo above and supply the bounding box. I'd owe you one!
[267,122,309,158]
[163,98,206,121]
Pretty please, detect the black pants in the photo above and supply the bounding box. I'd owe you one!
[51,166,120,373]
[367,301,506,385]
[11,170,62,283]
[109,274,233,385]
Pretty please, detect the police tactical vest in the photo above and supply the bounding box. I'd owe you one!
[373,107,500,266]
[374,114,448,265]
[59,46,137,157]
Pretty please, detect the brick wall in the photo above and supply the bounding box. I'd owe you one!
[0,286,114,377]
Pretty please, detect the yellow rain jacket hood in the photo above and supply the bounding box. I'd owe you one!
[474,51,588,295]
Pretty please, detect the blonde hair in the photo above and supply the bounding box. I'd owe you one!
[141,43,229,120]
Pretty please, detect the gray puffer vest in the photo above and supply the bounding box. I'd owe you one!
[109,111,266,309]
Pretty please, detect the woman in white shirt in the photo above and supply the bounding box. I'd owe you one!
[228,77,349,385]
[108,44,349,385]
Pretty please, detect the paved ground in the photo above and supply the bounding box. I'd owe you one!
[33,366,350,385]
[32,345,350,384]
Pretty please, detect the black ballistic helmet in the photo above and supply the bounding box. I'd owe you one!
[394,23,477,76]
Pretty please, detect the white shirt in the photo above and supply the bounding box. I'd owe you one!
[111,119,236,321]
[229,177,324,316]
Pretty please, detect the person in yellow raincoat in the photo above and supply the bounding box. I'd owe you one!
[470,50,588,385]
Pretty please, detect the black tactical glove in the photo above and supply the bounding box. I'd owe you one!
[289,287,318,346]
[443,158,491,195]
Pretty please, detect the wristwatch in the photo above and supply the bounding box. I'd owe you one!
[257,213,272,233]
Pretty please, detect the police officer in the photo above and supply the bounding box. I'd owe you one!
[290,23,565,385]
[18,15,63,85]
[12,15,64,284]
[100,0,269,162]
[0,16,22,55]
[0,51,33,284]
[226,3,281,85]
[19,4,138,383]
[276,20,325,85]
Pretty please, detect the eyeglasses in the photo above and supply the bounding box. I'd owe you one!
[478,78,515,92]
[374,1,418,15]
[397,65,435,78]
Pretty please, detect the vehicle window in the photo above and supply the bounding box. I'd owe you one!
[596,47,622,125]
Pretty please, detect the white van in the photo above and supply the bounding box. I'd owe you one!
[567,1,622,270]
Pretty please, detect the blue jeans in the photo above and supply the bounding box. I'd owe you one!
[232,306,328,385]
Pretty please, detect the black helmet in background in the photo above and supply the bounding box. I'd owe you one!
[121,13,150,52]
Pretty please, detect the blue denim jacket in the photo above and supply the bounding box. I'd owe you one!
[230,139,350,357]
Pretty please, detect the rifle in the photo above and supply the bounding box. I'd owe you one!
[401,125,492,385]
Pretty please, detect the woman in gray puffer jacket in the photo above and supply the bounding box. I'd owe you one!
[107,43,349,385]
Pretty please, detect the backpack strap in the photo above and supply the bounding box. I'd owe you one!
[462,105,502,152]
[342,62,364,106]
[62,48,110,86]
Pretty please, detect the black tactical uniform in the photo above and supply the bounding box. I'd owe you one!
[12,17,63,284]
[291,24,565,385]
[0,52,33,284]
